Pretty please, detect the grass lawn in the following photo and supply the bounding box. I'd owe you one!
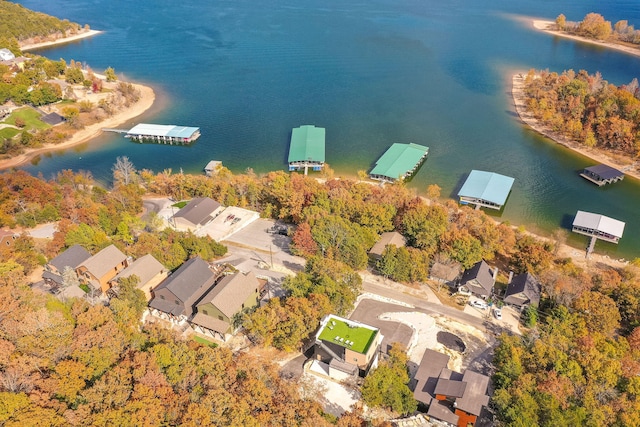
[172,201,188,209]
[318,316,377,354]
[79,284,90,293]
[193,336,218,347]
[0,127,20,139]
[3,107,50,131]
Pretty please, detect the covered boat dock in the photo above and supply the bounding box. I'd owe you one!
[288,125,325,175]
[457,170,515,210]
[572,210,625,257]
[369,143,429,183]
[125,123,201,144]
[580,164,624,186]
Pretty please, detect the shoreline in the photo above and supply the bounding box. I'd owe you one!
[20,29,103,52]
[0,82,155,170]
[532,20,640,59]
[511,73,640,181]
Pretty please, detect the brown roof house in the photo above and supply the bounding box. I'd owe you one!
[459,260,497,298]
[414,349,490,427]
[76,245,128,294]
[171,197,223,231]
[190,271,261,341]
[368,231,406,261]
[503,272,541,308]
[0,229,19,248]
[430,261,462,288]
[42,244,91,290]
[148,257,218,325]
[108,254,168,301]
[313,314,384,379]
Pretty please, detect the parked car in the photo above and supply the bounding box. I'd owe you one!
[493,308,502,320]
[470,300,488,310]
[456,286,471,296]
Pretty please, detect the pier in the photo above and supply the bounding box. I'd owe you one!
[369,143,429,183]
[458,170,515,211]
[572,210,625,258]
[102,124,200,144]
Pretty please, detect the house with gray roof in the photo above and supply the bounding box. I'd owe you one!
[429,261,461,287]
[42,244,91,289]
[171,197,223,231]
[459,260,496,297]
[76,245,128,294]
[368,231,406,261]
[148,257,217,324]
[109,254,168,301]
[190,271,260,340]
[413,349,490,427]
[504,272,541,308]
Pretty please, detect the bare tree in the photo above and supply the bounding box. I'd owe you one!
[112,156,137,186]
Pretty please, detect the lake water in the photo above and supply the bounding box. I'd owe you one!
[14,0,640,258]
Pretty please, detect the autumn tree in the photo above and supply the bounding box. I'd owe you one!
[577,13,613,40]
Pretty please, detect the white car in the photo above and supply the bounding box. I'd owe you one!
[493,308,503,320]
[470,300,488,310]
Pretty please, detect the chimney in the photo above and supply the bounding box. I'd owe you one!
[507,271,514,284]
[492,267,499,281]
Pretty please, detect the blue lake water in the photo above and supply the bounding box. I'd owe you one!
[13,0,640,258]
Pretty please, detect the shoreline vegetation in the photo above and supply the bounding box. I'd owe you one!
[532,19,640,59]
[20,28,103,52]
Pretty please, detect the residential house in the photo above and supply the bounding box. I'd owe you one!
[503,272,541,308]
[414,349,490,427]
[108,254,168,301]
[42,244,91,290]
[0,229,19,248]
[171,197,223,231]
[459,260,497,298]
[190,271,260,340]
[368,231,406,261]
[314,314,383,378]
[76,245,128,294]
[148,257,217,324]
[430,261,461,288]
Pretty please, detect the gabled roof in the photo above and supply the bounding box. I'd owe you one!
[573,211,625,238]
[112,254,165,286]
[153,257,215,303]
[434,378,467,398]
[78,245,127,279]
[173,197,221,227]
[456,370,490,416]
[369,231,406,257]
[288,125,325,163]
[369,143,429,180]
[460,260,495,295]
[190,312,230,333]
[504,272,541,306]
[458,170,514,205]
[0,229,18,239]
[49,244,91,271]
[197,271,259,318]
[430,262,461,282]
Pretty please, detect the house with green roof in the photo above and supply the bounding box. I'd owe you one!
[369,143,429,182]
[314,314,383,378]
[288,125,325,174]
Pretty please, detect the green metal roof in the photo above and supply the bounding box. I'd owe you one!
[288,125,325,163]
[317,315,378,354]
[369,143,429,180]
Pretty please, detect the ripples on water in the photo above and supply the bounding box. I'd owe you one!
[14,0,640,258]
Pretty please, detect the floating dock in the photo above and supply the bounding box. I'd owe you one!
[288,125,325,175]
[572,210,625,258]
[103,123,200,144]
[580,164,624,186]
[458,170,515,210]
[369,143,429,183]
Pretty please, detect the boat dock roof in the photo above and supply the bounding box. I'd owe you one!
[369,143,429,182]
[458,170,514,210]
[572,210,625,241]
[580,164,624,186]
[127,123,200,140]
[288,125,325,163]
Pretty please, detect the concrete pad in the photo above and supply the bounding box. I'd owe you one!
[195,206,260,241]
